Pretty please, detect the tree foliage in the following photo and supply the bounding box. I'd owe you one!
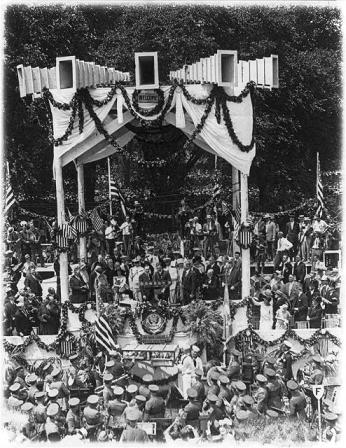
[4,4,342,215]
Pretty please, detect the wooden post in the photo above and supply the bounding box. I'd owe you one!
[77,163,87,261]
[240,172,250,298]
[55,157,69,302]
[232,166,240,255]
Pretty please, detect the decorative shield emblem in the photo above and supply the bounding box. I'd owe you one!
[312,384,325,400]
[142,309,167,335]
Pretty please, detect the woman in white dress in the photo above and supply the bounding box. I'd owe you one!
[250,288,273,332]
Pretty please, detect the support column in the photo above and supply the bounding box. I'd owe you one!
[232,166,240,255]
[77,163,87,261]
[55,157,69,302]
[240,172,250,298]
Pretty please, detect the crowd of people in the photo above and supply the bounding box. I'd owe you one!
[3,210,341,337]
[4,341,341,443]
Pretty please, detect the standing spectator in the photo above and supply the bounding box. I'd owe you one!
[311,232,325,261]
[129,256,144,301]
[20,221,32,261]
[224,257,241,301]
[139,264,154,302]
[14,299,33,336]
[293,255,306,284]
[275,304,291,330]
[256,242,266,274]
[307,296,323,328]
[282,274,300,307]
[120,216,133,256]
[39,295,60,335]
[24,266,43,298]
[182,260,199,305]
[274,232,293,270]
[292,288,309,323]
[177,199,190,239]
[300,217,313,262]
[278,254,293,284]
[264,215,276,261]
[153,262,172,301]
[285,215,299,259]
[250,289,273,332]
[202,269,220,301]
[312,214,328,234]
[203,215,217,257]
[69,266,89,303]
[104,220,117,255]
[6,226,21,258]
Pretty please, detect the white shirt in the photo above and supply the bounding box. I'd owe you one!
[120,221,132,236]
[312,219,328,234]
[105,226,116,240]
[277,237,293,252]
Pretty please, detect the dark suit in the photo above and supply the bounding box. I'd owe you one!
[202,275,220,300]
[15,308,33,335]
[139,271,154,301]
[292,293,309,321]
[182,268,199,304]
[278,261,292,284]
[227,265,241,300]
[24,273,43,296]
[286,221,300,257]
[153,270,172,301]
[70,274,89,303]
[293,261,306,284]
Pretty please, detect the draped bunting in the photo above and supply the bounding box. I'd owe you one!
[49,84,255,174]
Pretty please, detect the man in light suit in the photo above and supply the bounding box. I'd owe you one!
[282,274,301,309]
[285,215,300,259]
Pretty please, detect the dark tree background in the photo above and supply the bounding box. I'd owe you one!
[4,4,342,220]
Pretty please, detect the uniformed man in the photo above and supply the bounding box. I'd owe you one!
[134,394,147,413]
[27,373,39,403]
[265,368,284,410]
[208,370,220,396]
[139,374,153,400]
[126,384,138,403]
[262,356,277,373]
[13,365,27,388]
[66,397,82,435]
[227,348,241,380]
[45,403,63,441]
[50,368,69,411]
[233,410,250,441]
[230,381,247,413]
[265,409,279,421]
[287,380,307,420]
[191,368,206,406]
[218,375,232,402]
[107,386,127,435]
[242,395,257,420]
[143,384,165,421]
[83,395,103,441]
[67,353,88,388]
[183,388,200,427]
[322,412,338,442]
[7,382,26,408]
[119,407,149,443]
[278,341,293,382]
[33,390,47,439]
[47,388,60,407]
[253,374,268,415]
[178,344,195,399]
[102,373,115,405]
[21,402,36,440]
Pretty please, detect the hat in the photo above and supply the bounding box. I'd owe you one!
[219,375,230,385]
[193,247,201,251]
[195,368,203,377]
[149,384,159,393]
[142,374,153,384]
[87,395,99,405]
[9,383,20,393]
[42,363,52,372]
[27,373,38,384]
[173,250,181,255]
[217,256,223,262]
[105,360,115,368]
[256,374,267,383]
[207,393,218,403]
[236,410,248,421]
[126,384,138,394]
[46,403,60,417]
[298,215,304,219]
[48,389,59,399]
[264,214,270,219]
[321,275,328,281]
[312,354,323,363]
[265,356,276,365]
[69,397,80,407]
[243,395,254,406]
[283,340,292,349]
[69,353,78,362]
[264,368,276,378]
[5,250,13,255]
[210,370,220,381]
[21,401,34,412]
[176,258,184,264]
[103,373,113,383]
[231,348,241,357]
[287,380,298,391]
[187,388,198,398]
[235,381,246,392]
[113,386,124,396]
[163,257,171,262]
[35,391,46,399]
[304,217,311,221]
[51,368,61,378]
[266,409,279,418]
[133,256,141,262]
[20,221,27,226]
[126,407,142,422]
[324,412,338,422]
[191,345,200,354]
[135,395,146,403]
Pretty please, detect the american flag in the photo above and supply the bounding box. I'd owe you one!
[109,177,127,217]
[90,208,104,232]
[94,314,117,354]
[66,208,74,223]
[61,223,78,239]
[316,152,324,217]
[232,198,241,239]
[5,162,16,214]
[56,232,69,248]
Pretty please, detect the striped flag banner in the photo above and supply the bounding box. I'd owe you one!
[316,152,324,217]
[213,183,221,199]
[232,198,241,239]
[66,208,74,223]
[61,223,78,240]
[221,201,230,215]
[109,178,127,217]
[5,162,16,214]
[94,314,117,354]
[56,232,69,248]
[90,208,104,232]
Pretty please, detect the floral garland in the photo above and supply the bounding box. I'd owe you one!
[53,96,78,146]
[132,88,165,116]
[42,88,74,110]
[232,326,341,351]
